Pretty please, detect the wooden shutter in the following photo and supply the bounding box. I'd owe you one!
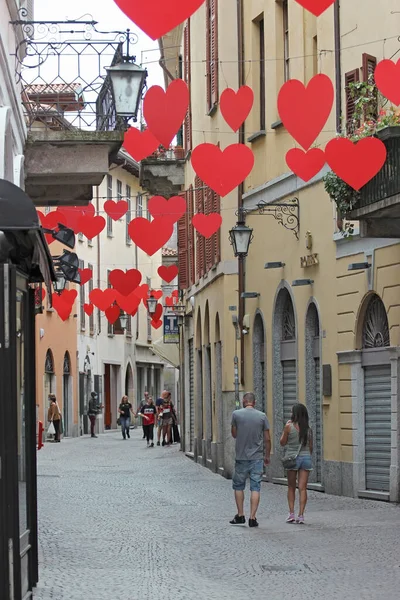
[345,68,360,132]
[362,53,378,120]
[205,188,213,272]
[187,186,195,286]
[178,213,189,290]
[206,1,211,111]
[184,20,192,152]
[210,0,219,107]
[195,176,205,280]
[212,191,221,264]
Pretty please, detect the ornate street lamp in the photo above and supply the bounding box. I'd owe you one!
[229,221,254,258]
[53,274,67,294]
[106,61,147,122]
[119,313,129,330]
[147,294,158,316]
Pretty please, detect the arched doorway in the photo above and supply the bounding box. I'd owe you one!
[253,311,266,413]
[305,302,322,483]
[361,294,391,493]
[125,363,134,401]
[195,309,203,458]
[63,352,72,437]
[215,313,223,464]
[204,302,212,459]
[44,349,55,423]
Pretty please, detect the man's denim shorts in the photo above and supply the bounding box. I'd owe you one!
[232,459,264,492]
[294,454,313,471]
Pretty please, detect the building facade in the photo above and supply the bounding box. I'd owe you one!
[169,0,400,502]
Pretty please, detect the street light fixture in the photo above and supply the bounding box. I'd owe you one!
[229,221,254,258]
[119,313,129,330]
[53,274,67,294]
[106,61,147,122]
[147,294,158,315]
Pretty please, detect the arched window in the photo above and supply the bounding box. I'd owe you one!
[362,295,390,348]
[45,349,54,374]
[282,292,296,341]
[63,352,71,374]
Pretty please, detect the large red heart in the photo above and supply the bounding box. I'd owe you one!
[158,265,178,283]
[51,289,77,321]
[59,205,95,233]
[104,200,129,221]
[151,319,163,329]
[115,292,141,316]
[144,79,189,147]
[89,288,117,311]
[220,86,254,132]
[84,303,94,316]
[375,59,400,106]
[325,137,387,191]
[128,217,174,256]
[109,269,142,296]
[133,284,149,301]
[286,148,326,182]
[105,305,121,325]
[148,196,186,224]
[78,268,93,286]
[78,215,106,239]
[294,0,336,17]
[113,0,205,40]
[192,213,222,238]
[122,127,160,162]
[278,74,334,150]
[191,144,254,197]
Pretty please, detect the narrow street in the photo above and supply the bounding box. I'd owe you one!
[33,431,400,600]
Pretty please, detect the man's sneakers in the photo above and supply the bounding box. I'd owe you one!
[229,514,245,525]
[248,518,259,528]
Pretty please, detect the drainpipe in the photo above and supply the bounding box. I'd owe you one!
[237,0,245,386]
[334,1,342,133]
[96,185,101,334]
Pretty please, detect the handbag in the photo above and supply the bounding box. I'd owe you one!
[47,422,55,435]
[117,417,121,426]
[282,443,302,470]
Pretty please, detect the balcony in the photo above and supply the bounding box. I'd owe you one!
[140,146,185,198]
[348,128,400,237]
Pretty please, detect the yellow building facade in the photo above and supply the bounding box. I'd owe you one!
[162,0,400,502]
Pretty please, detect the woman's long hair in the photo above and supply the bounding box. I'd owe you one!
[291,403,310,446]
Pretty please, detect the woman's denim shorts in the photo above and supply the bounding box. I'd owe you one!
[294,455,313,471]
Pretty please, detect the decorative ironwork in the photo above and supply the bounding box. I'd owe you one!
[237,198,300,240]
[282,293,296,341]
[63,352,71,375]
[357,133,400,210]
[10,15,143,132]
[45,349,54,373]
[362,295,390,348]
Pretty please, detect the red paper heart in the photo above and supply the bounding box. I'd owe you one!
[325,137,387,191]
[38,210,68,244]
[78,268,93,286]
[84,303,94,316]
[165,296,176,306]
[109,269,142,297]
[59,205,95,233]
[133,284,149,301]
[78,215,106,239]
[128,217,174,256]
[51,289,77,321]
[151,319,163,329]
[104,200,129,221]
[294,0,336,16]
[191,143,254,197]
[220,86,254,132]
[89,288,117,312]
[158,265,179,283]
[115,292,141,316]
[122,127,160,162]
[172,290,179,298]
[105,305,121,325]
[286,148,326,182]
[148,196,186,224]
[278,74,334,150]
[151,290,163,300]
[192,213,223,238]
[144,79,189,147]
[149,303,163,321]
[41,288,46,301]
[375,59,400,106]
[113,0,205,40]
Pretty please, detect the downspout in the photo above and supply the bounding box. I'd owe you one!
[237,0,245,386]
[334,1,342,132]
[96,185,101,334]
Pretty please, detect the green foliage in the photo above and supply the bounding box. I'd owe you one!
[323,170,360,216]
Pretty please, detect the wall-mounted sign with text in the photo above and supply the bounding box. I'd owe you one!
[300,253,319,268]
[163,314,179,344]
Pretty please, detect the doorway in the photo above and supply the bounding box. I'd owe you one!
[63,352,71,437]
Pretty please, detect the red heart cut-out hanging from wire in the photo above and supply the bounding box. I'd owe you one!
[144,79,189,147]
[278,74,334,150]
[89,288,117,312]
[78,215,106,239]
[151,290,163,300]
[122,127,160,162]
[325,137,387,191]
[128,217,174,256]
[220,86,254,132]
[113,0,205,40]
[375,58,400,106]
[78,268,93,286]
[158,265,178,283]
[192,213,223,238]
[191,143,254,197]
[134,284,150,301]
[151,319,163,329]
[52,289,77,321]
[150,303,163,322]
[84,303,94,316]
[148,196,186,224]
[294,0,336,17]
[104,200,129,221]
[105,305,121,325]
[285,148,326,182]
[115,292,141,316]
[109,269,142,297]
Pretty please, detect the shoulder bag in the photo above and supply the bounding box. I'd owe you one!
[282,442,303,470]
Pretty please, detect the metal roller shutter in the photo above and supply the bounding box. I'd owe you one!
[364,364,391,492]
[189,339,195,452]
[315,358,322,482]
[283,360,296,423]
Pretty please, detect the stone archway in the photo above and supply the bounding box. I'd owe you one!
[63,352,72,437]
[125,363,134,401]
[203,302,212,460]
[195,309,203,459]
[305,302,322,484]
[253,310,266,413]
[44,349,55,424]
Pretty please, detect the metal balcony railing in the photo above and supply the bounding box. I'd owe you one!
[358,132,400,209]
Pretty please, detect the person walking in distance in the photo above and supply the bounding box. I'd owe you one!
[48,395,62,443]
[118,395,134,440]
[160,392,174,446]
[138,396,157,447]
[156,390,168,446]
[138,392,149,439]
[280,403,313,524]
[88,391,102,438]
[230,392,271,528]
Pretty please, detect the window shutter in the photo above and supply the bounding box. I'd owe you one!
[205,188,213,272]
[206,2,211,111]
[195,176,205,280]
[362,53,378,120]
[178,213,189,290]
[345,68,360,133]
[210,0,219,107]
[212,191,221,264]
[184,20,192,152]
[188,186,195,286]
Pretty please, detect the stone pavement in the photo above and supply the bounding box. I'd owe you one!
[34,430,400,600]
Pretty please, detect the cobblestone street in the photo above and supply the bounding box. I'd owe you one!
[34,430,400,600]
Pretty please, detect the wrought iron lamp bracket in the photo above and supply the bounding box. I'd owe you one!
[236,197,300,240]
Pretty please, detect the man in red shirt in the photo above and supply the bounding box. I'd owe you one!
[138,396,157,447]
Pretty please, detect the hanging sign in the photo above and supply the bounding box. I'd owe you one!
[163,314,180,344]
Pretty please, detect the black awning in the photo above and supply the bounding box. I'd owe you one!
[0,178,40,230]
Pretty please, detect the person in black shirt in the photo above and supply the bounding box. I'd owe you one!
[118,396,133,440]
[138,396,157,447]
[138,391,149,439]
